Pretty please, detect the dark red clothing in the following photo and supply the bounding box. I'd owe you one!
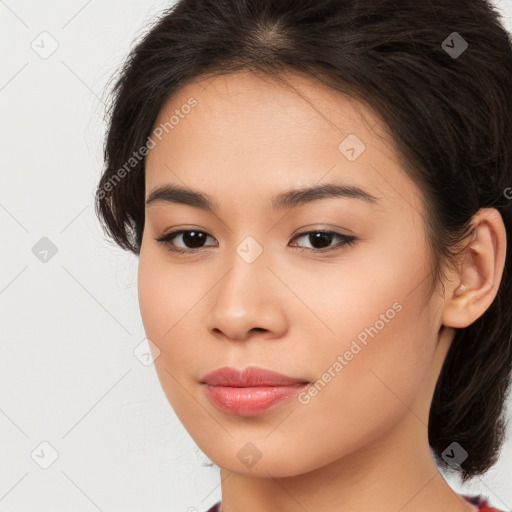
[464,494,507,511]
[204,494,507,511]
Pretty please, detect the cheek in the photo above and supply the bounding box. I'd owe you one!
[137,248,203,369]
[138,239,192,329]
[282,289,437,474]
[304,267,435,430]
[137,249,208,422]
[294,238,437,421]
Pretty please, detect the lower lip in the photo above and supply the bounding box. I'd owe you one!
[202,383,308,416]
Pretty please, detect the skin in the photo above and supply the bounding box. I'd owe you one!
[137,69,506,512]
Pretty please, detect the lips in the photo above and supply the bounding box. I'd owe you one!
[200,366,310,416]
[200,366,309,387]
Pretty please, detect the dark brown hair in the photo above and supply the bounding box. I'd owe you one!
[95,0,512,481]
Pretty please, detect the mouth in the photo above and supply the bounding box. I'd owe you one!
[200,366,310,416]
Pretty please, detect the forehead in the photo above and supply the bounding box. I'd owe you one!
[150,68,385,152]
[144,69,424,215]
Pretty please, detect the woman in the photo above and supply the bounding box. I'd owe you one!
[95,0,512,510]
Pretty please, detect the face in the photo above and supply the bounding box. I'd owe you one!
[138,69,449,477]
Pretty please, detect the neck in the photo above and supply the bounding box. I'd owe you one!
[217,412,477,512]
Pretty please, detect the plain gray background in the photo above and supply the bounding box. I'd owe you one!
[1,1,511,511]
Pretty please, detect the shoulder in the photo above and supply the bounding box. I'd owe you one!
[203,502,221,512]
[463,494,508,512]
[479,504,508,512]
[202,498,509,512]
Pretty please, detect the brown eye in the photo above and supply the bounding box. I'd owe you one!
[291,231,358,252]
[154,230,217,253]
[154,229,358,255]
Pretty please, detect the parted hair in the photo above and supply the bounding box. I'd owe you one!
[95,0,512,481]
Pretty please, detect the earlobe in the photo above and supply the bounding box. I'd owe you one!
[441,208,507,330]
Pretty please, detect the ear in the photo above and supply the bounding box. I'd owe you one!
[441,208,507,329]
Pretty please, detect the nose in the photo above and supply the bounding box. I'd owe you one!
[205,247,288,341]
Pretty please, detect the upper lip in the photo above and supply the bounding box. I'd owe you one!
[200,366,309,387]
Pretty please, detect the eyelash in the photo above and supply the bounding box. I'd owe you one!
[154,229,358,255]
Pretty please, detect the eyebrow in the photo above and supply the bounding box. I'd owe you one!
[145,182,381,212]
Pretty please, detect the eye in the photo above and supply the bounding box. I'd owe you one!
[154,229,217,254]
[154,229,358,255]
[290,230,358,253]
